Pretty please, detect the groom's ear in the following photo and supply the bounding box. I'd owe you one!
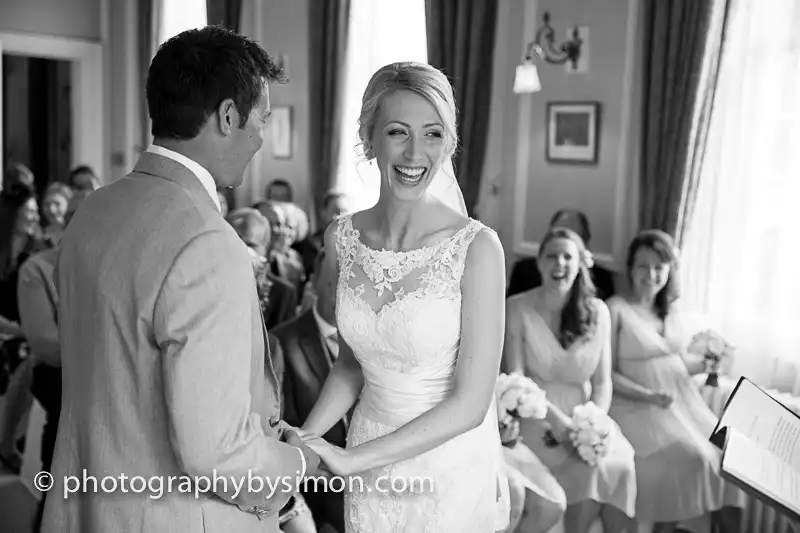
[215,99,238,137]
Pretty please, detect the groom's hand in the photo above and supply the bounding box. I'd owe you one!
[283,429,321,478]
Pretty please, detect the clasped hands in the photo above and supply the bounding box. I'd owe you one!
[277,422,360,478]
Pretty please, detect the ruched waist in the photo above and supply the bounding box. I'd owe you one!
[358,361,455,426]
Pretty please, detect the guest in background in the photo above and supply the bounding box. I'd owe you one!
[265,177,293,202]
[17,191,86,530]
[507,208,615,300]
[227,208,297,329]
[282,202,310,246]
[504,227,637,533]
[2,163,35,192]
[270,248,347,533]
[66,164,100,193]
[40,182,73,246]
[294,191,351,281]
[502,440,568,533]
[255,200,306,293]
[607,230,744,532]
[0,180,45,472]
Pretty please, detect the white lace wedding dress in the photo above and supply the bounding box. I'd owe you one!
[333,214,510,532]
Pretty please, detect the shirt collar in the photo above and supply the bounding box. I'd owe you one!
[312,304,337,338]
[146,145,221,212]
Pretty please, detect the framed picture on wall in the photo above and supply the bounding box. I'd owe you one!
[270,105,292,159]
[546,102,600,164]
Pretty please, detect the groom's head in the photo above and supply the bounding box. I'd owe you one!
[146,26,286,188]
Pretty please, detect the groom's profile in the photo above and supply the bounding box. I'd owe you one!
[41,26,319,533]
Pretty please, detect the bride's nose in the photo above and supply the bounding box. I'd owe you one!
[404,134,424,160]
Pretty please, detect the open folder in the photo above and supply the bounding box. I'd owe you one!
[709,377,800,523]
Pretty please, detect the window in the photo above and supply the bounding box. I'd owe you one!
[681,0,800,388]
[158,0,208,45]
[335,0,428,211]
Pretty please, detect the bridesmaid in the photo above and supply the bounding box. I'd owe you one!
[607,230,745,533]
[504,227,637,533]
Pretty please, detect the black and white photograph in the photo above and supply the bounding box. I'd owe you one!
[0,1,797,533]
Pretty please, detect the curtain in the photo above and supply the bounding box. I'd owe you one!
[639,0,730,247]
[425,0,497,219]
[206,0,241,32]
[334,0,427,213]
[206,0,241,210]
[309,0,351,224]
[139,0,157,156]
[681,0,800,392]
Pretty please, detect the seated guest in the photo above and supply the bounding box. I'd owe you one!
[265,177,293,203]
[294,191,351,280]
[504,227,637,533]
[608,230,745,532]
[255,200,306,294]
[227,208,297,328]
[0,179,45,472]
[500,418,568,533]
[282,202,310,245]
[507,208,615,300]
[40,182,73,246]
[67,164,101,193]
[17,192,86,529]
[270,249,347,533]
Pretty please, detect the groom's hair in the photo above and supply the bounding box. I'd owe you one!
[146,25,286,140]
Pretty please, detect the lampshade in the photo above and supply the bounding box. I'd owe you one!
[513,62,541,93]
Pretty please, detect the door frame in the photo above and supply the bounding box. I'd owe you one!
[0,31,104,188]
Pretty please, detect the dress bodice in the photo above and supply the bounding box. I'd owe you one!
[334,214,484,426]
[506,293,611,412]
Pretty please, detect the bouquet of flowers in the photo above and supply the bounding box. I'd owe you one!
[569,401,612,466]
[687,329,734,387]
[495,372,548,447]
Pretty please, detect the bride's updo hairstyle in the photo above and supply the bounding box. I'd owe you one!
[356,62,458,162]
[538,227,598,348]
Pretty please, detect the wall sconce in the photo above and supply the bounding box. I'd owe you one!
[527,12,584,69]
[514,11,585,93]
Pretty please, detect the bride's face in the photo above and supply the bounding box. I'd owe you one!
[371,90,447,203]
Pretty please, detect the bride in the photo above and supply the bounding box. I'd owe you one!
[293,62,510,532]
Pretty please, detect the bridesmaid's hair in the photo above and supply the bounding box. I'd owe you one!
[538,227,598,348]
[625,229,680,319]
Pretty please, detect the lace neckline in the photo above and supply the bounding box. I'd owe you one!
[343,215,477,257]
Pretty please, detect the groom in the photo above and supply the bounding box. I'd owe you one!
[42,27,318,533]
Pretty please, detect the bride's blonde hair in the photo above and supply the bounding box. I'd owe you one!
[356,62,458,162]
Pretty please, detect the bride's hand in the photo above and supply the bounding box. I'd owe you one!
[302,436,360,477]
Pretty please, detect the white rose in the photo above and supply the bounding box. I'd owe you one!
[577,444,596,465]
[501,388,523,413]
[517,393,547,419]
[496,399,508,421]
[708,336,726,357]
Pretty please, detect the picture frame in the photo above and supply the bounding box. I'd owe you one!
[270,105,292,159]
[546,101,600,164]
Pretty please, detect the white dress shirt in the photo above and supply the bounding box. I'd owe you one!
[146,144,221,212]
[312,305,338,360]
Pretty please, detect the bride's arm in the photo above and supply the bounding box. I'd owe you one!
[343,229,506,474]
[300,223,364,437]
